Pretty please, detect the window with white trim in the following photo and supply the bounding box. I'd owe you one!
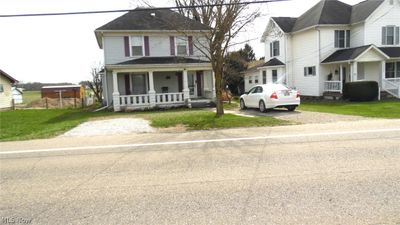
[270,41,280,57]
[130,36,143,56]
[176,36,188,55]
[334,30,350,48]
[249,76,252,84]
[262,71,267,84]
[272,70,278,82]
[382,26,400,45]
[304,66,316,76]
[385,62,400,78]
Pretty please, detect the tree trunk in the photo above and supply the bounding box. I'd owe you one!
[214,62,224,117]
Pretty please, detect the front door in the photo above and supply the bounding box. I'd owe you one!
[188,73,197,98]
[196,71,203,97]
[342,67,347,87]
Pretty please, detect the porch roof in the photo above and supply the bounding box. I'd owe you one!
[258,58,285,68]
[321,45,390,64]
[379,47,400,59]
[117,56,210,65]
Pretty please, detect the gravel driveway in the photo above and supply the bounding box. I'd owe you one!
[62,118,155,137]
[225,108,370,124]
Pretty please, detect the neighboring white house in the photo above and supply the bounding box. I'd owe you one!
[245,0,400,98]
[0,69,18,110]
[11,87,23,104]
[95,8,215,111]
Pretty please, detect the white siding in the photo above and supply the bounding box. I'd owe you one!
[149,36,170,57]
[103,33,209,65]
[0,75,13,109]
[364,0,400,46]
[153,72,179,93]
[350,23,365,47]
[264,33,286,63]
[104,36,126,65]
[291,29,320,96]
[244,70,260,92]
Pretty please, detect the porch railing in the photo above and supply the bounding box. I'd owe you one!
[324,81,342,92]
[385,78,400,84]
[156,92,185,104]
[382,78,400,98]
[119,94,150,107]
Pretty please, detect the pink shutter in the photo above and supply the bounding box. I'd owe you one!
[170,36,175,56]
[124,36,130,57]
[188,36,194,55]
[144,36,150,56]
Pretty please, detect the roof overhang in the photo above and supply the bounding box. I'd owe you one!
[106,62,212,73]
[0,69,18,83]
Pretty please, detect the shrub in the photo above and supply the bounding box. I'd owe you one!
[343,81,379,101]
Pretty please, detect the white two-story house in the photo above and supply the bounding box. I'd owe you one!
[95,8,215,111]
[246,0,400,99]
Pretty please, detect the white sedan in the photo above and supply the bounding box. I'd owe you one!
[240,84,300,112]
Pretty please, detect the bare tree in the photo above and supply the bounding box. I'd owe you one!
[85,65,103,102]
[174,0,260,116]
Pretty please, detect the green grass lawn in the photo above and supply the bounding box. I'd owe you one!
[138,110,288,130]
[22,91,41,105]
[0,108,289,142]
[299,100,400,119]
[0,109,114,141]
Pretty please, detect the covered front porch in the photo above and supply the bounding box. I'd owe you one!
[321,45,400,98]
[105,58,215,111]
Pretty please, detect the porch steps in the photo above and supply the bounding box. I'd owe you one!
[190,98,215,108]
[323,92,342,100]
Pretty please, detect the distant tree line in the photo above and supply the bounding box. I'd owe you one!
[16,82,74,91]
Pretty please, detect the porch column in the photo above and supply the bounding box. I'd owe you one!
[352,62,358,82]
[148,71,156,107]
[339,64,343,93]
[381,60,386,84]
[112,71,121,112]
[182,69,191,107]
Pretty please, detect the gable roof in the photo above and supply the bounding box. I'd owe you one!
[0,69,18,83]
[270,0,384,33]
[96,8,210,31]
[321,45,390,63]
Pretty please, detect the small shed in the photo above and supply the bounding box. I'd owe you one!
[41,85,84,99]
[11,87,23,104]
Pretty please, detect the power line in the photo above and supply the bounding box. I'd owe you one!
[0,0,291,18]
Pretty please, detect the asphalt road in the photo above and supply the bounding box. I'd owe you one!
[1,120,400,225]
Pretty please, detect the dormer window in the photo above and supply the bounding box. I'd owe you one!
[176,36,188,56]
[334,30,350,48]
[270,41,280,57]
[382,26,400,45]
[130,36,143,56]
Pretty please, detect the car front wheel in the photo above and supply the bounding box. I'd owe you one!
[240,99,247,110]
[259,100,266,112]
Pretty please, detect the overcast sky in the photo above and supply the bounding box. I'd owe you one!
[0,0,364,83]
